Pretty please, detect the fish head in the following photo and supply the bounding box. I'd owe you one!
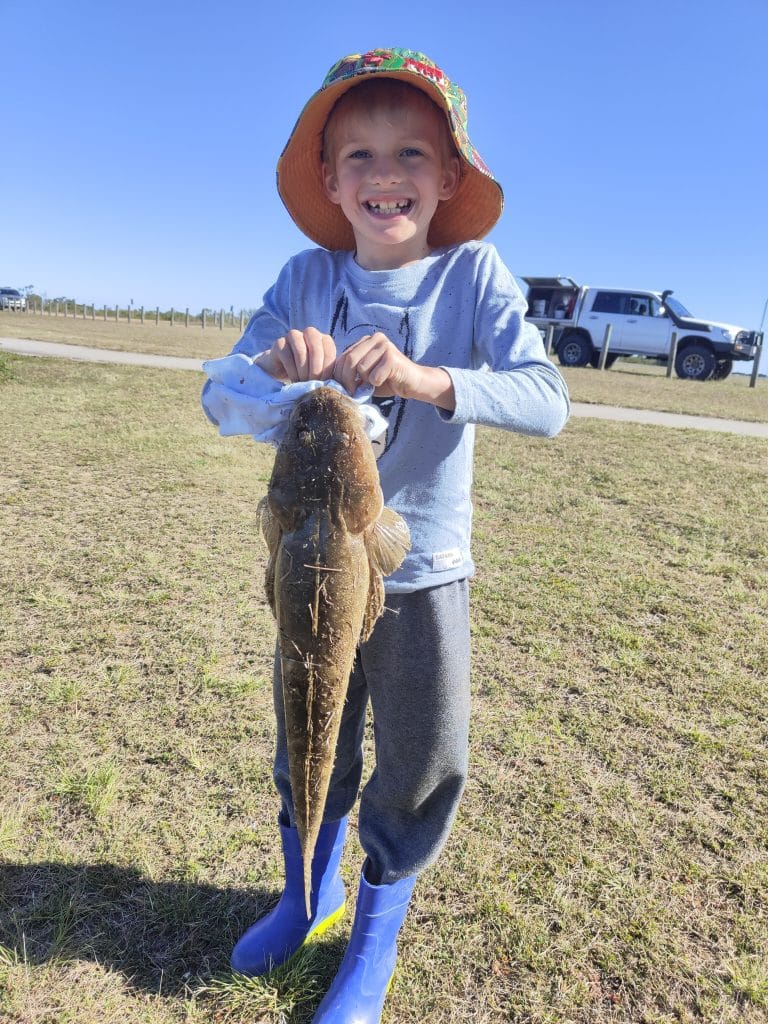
[269,387,383,533]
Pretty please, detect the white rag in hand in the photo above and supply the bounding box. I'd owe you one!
[201,352,388,446]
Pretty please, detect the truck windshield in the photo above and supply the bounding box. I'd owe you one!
[665,296,693,318]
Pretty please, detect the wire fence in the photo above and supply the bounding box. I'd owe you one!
[6,299,252,330]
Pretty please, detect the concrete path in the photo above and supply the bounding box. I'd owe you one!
[0,336,203,372]
[2,336,767,439]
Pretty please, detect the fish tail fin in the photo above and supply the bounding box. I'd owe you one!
[304,852,313,919]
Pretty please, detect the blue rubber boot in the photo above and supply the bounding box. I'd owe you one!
[230,813,347,976]
[312,863,417,1023]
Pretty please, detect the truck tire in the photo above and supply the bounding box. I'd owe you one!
[713,359,733,380]
[557,333,593,368]
[675,343,716,381]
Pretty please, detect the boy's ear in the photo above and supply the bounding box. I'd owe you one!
[439,156,460,201]
[322,162,342,205]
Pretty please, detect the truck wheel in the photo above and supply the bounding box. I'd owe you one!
[557,333,593,367]
[675,343,716,381]
[712,359,733,380]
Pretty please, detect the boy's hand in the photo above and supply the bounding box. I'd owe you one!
[334,333,456,411]
[255,327,337,383]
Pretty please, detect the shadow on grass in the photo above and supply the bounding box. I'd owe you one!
[0,860,347,1004]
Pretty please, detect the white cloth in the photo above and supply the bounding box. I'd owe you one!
[201,352,388,446]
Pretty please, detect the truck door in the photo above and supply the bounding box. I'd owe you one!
[619,295,672,356]
[585,291,625,352]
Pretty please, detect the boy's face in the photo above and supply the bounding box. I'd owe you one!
[322,99,459,270]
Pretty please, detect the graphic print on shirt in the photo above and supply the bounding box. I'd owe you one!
[329,292,411,459]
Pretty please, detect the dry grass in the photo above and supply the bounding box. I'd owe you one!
[2,311,767,423]
[1,352,766,1023]
[0,311,241,360]
[560,361,768,423]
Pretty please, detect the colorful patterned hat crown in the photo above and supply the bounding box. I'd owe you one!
[277,48,504,252]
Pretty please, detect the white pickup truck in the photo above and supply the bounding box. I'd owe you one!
[522,277,761,380]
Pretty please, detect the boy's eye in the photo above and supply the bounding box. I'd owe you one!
[348,149,371,160]
[401,147,424,158]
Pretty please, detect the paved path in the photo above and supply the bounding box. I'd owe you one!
[2,336,767,439]
[0,336,203,372]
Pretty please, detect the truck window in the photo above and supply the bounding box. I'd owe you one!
[592,292,622,314]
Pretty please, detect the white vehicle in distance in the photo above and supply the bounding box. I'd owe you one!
[522,276,760,380]
[0,288,27,312]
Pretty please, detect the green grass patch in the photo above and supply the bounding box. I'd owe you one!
[1,354,766,1022]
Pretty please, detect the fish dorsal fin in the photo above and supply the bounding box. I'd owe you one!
[366,506,410,576]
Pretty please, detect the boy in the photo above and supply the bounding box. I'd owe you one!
[202,48,569,1024]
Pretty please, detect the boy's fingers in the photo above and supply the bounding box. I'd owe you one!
[272,332,302,380]
[303,327,336,380]
[264,328,336,383]
[334,339,368,394]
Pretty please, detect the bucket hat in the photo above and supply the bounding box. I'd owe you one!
[277,48,504,252]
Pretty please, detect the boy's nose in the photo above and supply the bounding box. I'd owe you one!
[369,157,401,184]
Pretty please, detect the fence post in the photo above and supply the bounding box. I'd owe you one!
[219,308,224,330]
[544,322,555,356]
[240,310,245,332]
[666,332,678,378]
[170,307,175,326]
[202,310,206,329]
[155,306,160,326]
[185,307,189,328]
[597,324,612,370]
[140,305,145,324]
[749,333,764,388]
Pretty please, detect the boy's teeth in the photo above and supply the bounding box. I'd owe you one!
[368,200,410,212]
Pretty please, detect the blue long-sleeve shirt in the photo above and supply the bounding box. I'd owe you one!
[204,240,570,592]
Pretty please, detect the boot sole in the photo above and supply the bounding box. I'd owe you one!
[306,899,346,941]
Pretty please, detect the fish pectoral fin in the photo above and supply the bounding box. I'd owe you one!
[257,494,281,617]
[362,572,385,642]
[366,506,411,576]
[257,495,281,554]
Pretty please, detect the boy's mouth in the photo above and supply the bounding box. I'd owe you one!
[364,199,413,215]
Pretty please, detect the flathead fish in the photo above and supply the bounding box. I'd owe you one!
[257,387,410,916]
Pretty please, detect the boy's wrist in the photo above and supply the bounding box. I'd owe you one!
[406,365,456,412]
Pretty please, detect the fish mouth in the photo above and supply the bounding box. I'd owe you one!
[363,199,413,216]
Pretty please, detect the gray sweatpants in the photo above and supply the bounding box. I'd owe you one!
[272,578,471,884]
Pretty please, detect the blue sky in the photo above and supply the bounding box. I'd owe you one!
[2,0,767,350]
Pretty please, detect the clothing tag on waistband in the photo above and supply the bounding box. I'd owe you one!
[432,548,463,572]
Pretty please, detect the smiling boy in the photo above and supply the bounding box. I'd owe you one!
[203,48,570,1024]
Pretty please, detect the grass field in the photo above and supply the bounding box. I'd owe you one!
[1,348,767,1023]
[2,311,767,424]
